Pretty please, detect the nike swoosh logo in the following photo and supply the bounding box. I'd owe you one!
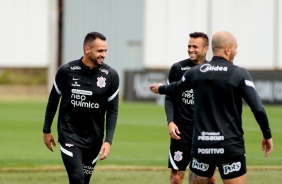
[73,78,81,80]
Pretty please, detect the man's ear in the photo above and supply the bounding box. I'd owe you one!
[85,46,90,54]
[204,46,209,54]
[225,46,231,56]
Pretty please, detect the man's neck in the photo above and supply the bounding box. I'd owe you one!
[82,57,96,70]
[192,58,206,65]
[213,54,229,62]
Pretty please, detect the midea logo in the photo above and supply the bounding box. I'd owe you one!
[200,64,228,72]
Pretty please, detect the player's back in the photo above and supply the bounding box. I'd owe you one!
[191,56,245,156]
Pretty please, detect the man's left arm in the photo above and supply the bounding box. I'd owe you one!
[239,68,273,157]
[105,70,119,144]
[99,70,119,160]
[240,69,271,139]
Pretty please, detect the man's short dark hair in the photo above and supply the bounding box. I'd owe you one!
[189,32,209,46]
[83,32,106,47]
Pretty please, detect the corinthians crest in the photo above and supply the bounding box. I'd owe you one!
[174,151,183,162]
[97,76,106,88]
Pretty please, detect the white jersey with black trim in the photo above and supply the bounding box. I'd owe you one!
[43,58,119,148]
[159,56,272,156]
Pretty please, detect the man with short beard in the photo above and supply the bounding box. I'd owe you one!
[164,32,217,184]
[150,31,273,184]
[43,31,119,184]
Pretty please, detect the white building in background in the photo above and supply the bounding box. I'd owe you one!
[0,0,281,95]
[0,0,57,67]
[143,0,282,70]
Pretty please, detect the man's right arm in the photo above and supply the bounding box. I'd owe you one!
[42,67,64,152]
[43,66,64,133]
[164,96,174,124]
[164,64,178,124]
[43,84,61,133]
[42,82,61,152]
[164,65,182,140]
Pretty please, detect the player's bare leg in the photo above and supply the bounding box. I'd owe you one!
[222,174,246,184]
[189,169,210,184]
[170,169,185,184]
[209,169,217,184]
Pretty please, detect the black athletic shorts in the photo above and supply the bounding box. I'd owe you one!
[168,125,193,170]
[60,143,101,184]
[189,153,246,179]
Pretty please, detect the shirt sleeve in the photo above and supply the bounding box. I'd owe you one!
[165,96,174,124]
[159,70,192,96]
[238,68,272,139]
[105,69,120,144]
[43,67,63,133]
[164,64,178,124]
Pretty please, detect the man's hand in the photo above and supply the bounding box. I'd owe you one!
[99,142,111,160]
[43,133,56,152]
[262,138,273,157]
[149,83,163,94]
[168,122,181,140]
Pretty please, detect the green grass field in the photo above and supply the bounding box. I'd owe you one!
[0,96,281,183]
